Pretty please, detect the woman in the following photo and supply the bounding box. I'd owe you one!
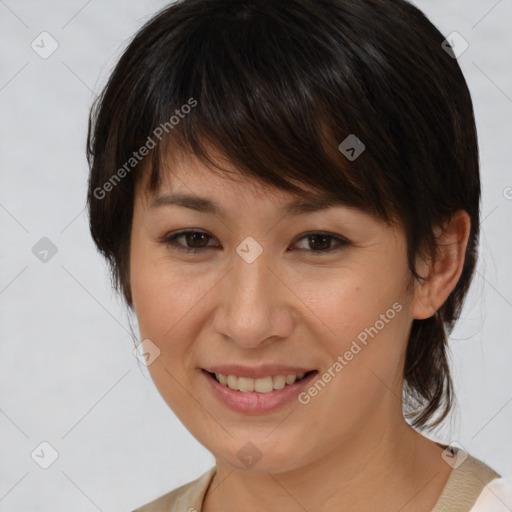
[86,0,502,510]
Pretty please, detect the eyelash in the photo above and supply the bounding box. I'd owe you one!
[159,230,349,256]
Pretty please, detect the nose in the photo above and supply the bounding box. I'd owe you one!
[211,245,296,349]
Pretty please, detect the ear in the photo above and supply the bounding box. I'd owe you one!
[412,210,471,320]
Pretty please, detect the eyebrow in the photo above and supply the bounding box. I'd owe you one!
[150,192,346,218]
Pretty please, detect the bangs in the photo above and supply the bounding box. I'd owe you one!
[118,0,408,223]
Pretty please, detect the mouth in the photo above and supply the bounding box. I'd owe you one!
[205,370,317,393]
[201,368,319,414]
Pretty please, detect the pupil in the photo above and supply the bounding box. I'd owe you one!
[310,235,330,250]
[188,233,208,247]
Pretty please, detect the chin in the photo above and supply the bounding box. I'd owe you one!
[210,435,313,475]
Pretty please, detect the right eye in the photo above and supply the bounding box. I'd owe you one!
[159,230,218,254]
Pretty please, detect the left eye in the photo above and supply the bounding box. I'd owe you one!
[293,233,348,253]
[159,230,349,255]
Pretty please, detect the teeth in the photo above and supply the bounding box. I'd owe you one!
[273,375,286,390]
[227,375,238,390]
[238,377,255,392]
[285,374,297,385]
[214,372,309,393]
[255,376,273,393]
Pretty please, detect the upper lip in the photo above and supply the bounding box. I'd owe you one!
[203,365,316,379]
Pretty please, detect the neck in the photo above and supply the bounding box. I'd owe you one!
[203,414,452,512]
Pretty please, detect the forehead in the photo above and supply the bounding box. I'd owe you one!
[137,145,340,214]
[133,145,403,240]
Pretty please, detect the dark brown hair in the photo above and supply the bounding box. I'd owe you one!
[86,0,480,430]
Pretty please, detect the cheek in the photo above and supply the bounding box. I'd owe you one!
[319,286,410,379]
[133,271,196,330]
[129,249,210,413]
[302,264,412,402]
[129,232,208,342]
[298,261,410,342]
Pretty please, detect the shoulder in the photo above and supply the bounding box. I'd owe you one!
[432,448,501,512]
[131,467,216,512]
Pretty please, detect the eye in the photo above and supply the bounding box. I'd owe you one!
[160,230,217,254]
[291,232,349,255]
[159,230,349,255]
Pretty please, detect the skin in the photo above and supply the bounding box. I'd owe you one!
[129,145,471,512]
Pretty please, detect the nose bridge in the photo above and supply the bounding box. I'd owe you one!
[231,234,271,304]
[230,247,273,322]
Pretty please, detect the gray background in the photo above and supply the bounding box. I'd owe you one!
[0,0,511,510]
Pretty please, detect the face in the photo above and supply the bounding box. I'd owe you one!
[130,148,418,474]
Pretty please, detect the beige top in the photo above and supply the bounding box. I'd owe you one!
[132,448,500,512]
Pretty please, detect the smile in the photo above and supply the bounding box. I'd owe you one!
[209,372,314,393]
[202,369,319,414]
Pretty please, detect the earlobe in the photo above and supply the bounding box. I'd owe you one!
[412,210,471,320]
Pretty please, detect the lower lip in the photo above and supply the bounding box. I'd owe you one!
[201,370,318,414]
